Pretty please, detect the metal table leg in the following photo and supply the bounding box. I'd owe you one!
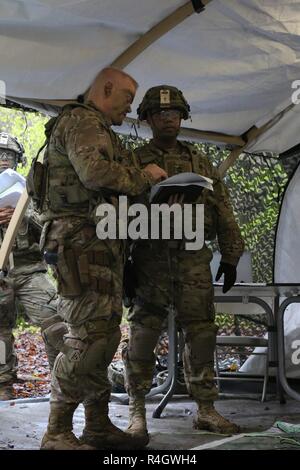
[112,311,178,406]
[146,312,176,399]
[214,295,280,402]
[152,311,178,418]
[152,295,280,414]
[273,295,286,404]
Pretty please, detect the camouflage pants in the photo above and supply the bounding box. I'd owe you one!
[0,270,58,384]
[124,243,218,402]
[50,238,123,406]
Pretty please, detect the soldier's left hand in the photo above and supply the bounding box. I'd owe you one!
[215,262,237,293]
[0,207,15,226]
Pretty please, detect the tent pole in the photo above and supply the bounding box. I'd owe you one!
[218,147,244,178]
[218,102,295,177]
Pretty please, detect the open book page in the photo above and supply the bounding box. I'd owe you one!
[150,172,213,204]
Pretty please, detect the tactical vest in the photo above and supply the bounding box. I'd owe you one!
[0,222,30,252]
[135,141,208,177]
[15,218,30,251]
[134,141,218,240]
[39,103,122,223]
[0,214,43,268]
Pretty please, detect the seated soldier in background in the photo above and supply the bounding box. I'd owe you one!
[0,132,59,400]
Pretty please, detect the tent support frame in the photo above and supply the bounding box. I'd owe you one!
[111,1,212,69]
[218,103,295,177]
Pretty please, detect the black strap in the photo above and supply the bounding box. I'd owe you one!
[268,361,278,367]
[192,0,206,13]
[267,325,277,333]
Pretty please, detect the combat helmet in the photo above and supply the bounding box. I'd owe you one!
[0,132,25,168]
[137,85,190,121]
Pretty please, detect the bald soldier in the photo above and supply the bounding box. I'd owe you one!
[39,68,167,450]
[123,85,245,444]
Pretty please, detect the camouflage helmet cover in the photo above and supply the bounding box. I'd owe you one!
[0,132,24,164]
[137,85,190,121]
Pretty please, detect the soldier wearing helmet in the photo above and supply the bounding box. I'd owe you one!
[123,86,244,443]
[137,85,190,121]
[0,132,59,400]
[0,132,26,173]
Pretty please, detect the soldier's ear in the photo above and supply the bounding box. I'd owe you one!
[146,112,154,127]
[104,81,113,97]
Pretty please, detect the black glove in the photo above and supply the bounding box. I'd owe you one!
[43,250,58,265]
[215,262,237,293]
[123,258,138,308]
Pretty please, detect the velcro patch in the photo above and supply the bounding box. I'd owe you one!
[0,133,8,147]
[69,350,81,362]
[160,89,170,106]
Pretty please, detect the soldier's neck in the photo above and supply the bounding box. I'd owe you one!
[152,137,179,152]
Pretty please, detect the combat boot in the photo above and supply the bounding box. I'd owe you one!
[0,381,14,401]
[193,401,240,434]
[126,396,149,446]
[41,402,93,450]
[80,401,147,449]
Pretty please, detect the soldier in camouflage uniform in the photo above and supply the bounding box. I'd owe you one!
[0,132,58,400]
[123,86,245,443]
[38,68,167,450]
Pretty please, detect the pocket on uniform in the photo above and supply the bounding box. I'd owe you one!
[0,281,15,328]
[88,265,112,295]
[56,248,83,297]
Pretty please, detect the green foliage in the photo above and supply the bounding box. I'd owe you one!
[225,154,287,282]
[0,107,48,176]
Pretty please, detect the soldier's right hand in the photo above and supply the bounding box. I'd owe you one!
[144,164,168,183]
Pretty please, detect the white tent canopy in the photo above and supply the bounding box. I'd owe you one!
[1,0,300,154]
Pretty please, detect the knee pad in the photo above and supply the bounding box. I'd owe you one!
[184,324,217,366]
[41,314,69,352]
[127,325,159,362]
[76,337,107,374]
[82,326,121,371]
[0,329,17,373]
[55,334,115,377]
[0,285,16,329]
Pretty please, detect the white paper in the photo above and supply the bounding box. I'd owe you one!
[0,169,26,193]
[0,169,26,208]
[150,172,213,203]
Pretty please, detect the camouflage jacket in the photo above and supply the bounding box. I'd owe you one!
[0,204,46,275]
[40,102,155,245]
[132,140,244,266]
